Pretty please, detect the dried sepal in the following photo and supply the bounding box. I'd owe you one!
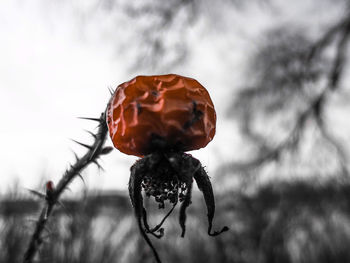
[129,162,161,263]
[193,166,229,236]
[179,178,193,237]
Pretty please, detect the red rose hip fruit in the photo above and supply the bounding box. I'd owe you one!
[106,74,216,156]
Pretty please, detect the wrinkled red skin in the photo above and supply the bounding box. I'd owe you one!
[107,74,216,157]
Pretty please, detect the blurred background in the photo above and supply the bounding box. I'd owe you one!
[1,0,350,262]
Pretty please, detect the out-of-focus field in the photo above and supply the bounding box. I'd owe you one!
[2,181,350,263]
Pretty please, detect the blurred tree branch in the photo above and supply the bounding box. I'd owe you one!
[219,9,350,181]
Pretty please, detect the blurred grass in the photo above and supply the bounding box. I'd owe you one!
[1,180,350,263]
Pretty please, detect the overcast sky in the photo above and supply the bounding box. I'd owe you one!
[0,0,345,195]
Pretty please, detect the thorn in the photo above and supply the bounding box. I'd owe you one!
[101,146,114,155]
[27,189,46,199]
[85,129,97,138]
[77,173,86,185]
[93,160,104,171]
[71,139,92,150]
[74,154,79,162]
[71,150,79,162]
[108,87,114,95]
[78,117,101,122]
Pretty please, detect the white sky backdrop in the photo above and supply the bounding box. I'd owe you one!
[0,0,344,194]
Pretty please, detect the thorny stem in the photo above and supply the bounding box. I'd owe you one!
[23,112,110,263]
